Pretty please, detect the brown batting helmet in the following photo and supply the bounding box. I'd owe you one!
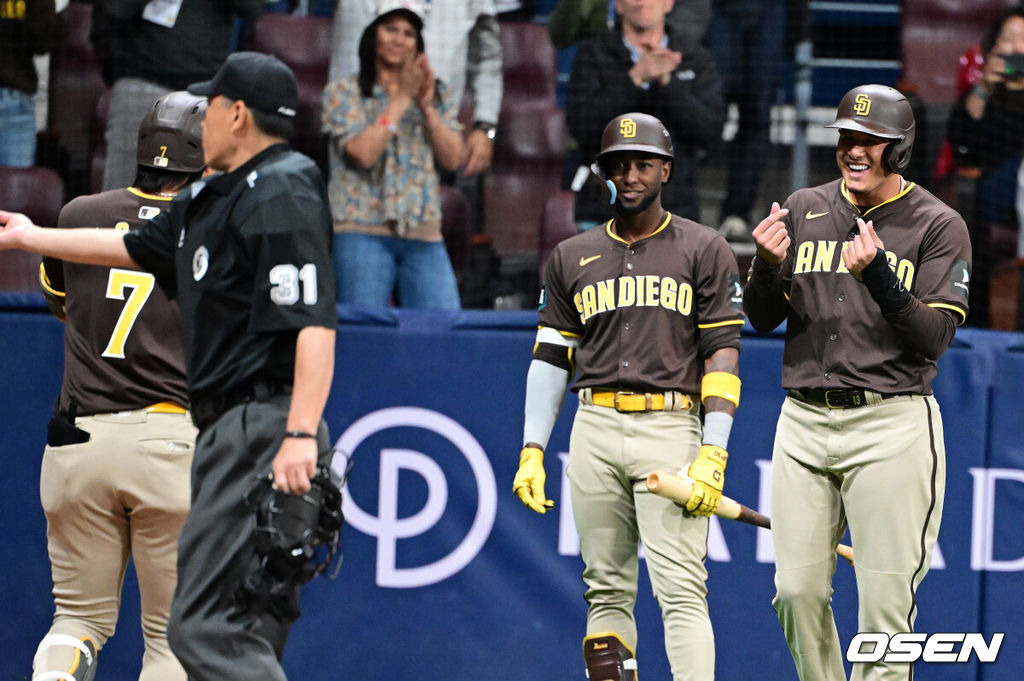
[137,91,207,173]
[825,84,915,173]
[594,113,674,181]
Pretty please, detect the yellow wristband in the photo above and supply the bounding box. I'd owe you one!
[701,371,741,407]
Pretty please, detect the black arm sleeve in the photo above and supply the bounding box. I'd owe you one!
[742,256,789,332]
[860,249,957,360]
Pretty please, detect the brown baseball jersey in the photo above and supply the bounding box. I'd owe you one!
[746,179,971,394]
[44,188,188,414]
[539,212,744,393]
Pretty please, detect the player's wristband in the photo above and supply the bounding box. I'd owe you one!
[701,371,741,407]
[377,116,399,134]
[702,411,734,449]
[860,248,913,315]
[284,430,317,439]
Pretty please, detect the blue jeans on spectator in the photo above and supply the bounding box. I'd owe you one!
[0,88,37,167]
[334,232,461,310]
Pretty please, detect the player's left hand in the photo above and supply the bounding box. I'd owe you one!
[686,445,728,516]
[843,218,884,280]
[513,446,555,514]
[462,129,494,176]
[272,436,318,494]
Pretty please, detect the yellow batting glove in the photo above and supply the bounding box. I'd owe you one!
[686,445,728,516]
[513,446,555,514]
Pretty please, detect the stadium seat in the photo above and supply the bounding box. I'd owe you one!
[245,13,333,175]
[483,102,567,258]
[537,190,578,278]
[0,167,66,291]
[481,21,563,267]
[89,90,111,195]
[40,2,108,199]
[499,21,558,106]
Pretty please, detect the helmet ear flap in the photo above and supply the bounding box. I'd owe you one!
[590,162,617,205]
[883,137,913,174]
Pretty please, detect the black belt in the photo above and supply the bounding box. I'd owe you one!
[191,379,292,430]
[789,388,914,409]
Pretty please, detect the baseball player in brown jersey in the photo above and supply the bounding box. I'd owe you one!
[514,113,744,681]
[31,92,207,681]
[743,84,972,681]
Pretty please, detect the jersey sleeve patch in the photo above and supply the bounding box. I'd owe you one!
[948,258,971,300]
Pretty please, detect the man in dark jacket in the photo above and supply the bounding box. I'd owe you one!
[566,0,725,226]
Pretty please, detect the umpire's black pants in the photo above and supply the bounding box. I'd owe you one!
[166,394,330,681]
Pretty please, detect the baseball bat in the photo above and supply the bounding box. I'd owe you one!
[646,471,854,566]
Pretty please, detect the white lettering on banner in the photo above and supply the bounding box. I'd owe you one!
[333,407,497,588]
[846,632,1004,663]
[970,467,1024,571]
[755,459,774,564]
[555,452,730,561]
[556,453,579,556]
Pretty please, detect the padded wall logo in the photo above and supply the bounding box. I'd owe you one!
[332,407,497,589]
[846,632,1004,664]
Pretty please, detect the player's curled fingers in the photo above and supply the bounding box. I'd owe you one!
[514,446,555,514]
[863,220,884,249]
[683,486,704,514]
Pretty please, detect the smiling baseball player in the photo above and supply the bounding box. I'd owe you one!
[514,113,744,681]
[743,84,972,681]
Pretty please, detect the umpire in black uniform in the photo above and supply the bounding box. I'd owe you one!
[0,52,336,681]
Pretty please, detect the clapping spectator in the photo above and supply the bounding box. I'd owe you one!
[328,0,501,178]
[322,0,465,309]
[565,0,724,227]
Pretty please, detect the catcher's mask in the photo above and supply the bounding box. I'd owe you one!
[238,454,350,617]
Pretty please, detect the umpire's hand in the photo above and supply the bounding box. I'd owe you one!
[273,438,318,494]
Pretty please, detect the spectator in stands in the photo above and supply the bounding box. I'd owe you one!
[947,5,1024,326]
[0,0,57,167]
[706,0,786,242]
[91,0,264,190]
[548,0,710,50]
[322,0,465,309]
[565,0,724,227]
[329,0,501,179]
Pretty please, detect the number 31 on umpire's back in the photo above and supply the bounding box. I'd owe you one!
[269,263,318,305]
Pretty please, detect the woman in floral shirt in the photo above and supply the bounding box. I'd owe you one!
[322,0,465,309]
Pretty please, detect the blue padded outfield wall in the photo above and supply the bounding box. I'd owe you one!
[1,301,1021,681]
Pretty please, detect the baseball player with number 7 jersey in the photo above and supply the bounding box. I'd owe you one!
[743,84,972,681]
[32,91,206,681]
[514,113,744,681]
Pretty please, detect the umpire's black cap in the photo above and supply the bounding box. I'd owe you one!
[188,52,298,119]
